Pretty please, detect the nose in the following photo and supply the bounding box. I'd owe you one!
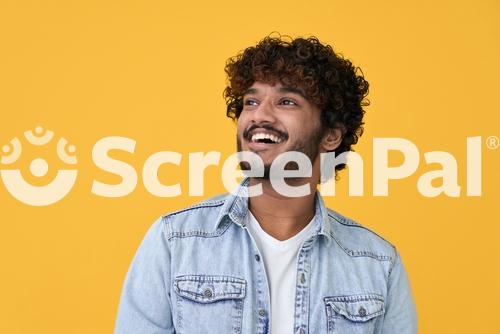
[251,98,276,124]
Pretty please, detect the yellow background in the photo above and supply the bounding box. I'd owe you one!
[0,0,499,333]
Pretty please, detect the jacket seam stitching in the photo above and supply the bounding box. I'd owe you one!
[167,220,232,240]
[162,201,225,219]
[328,213,394,246]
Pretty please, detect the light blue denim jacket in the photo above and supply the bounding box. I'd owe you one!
[114,180,417,334]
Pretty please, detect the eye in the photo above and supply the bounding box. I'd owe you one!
[279,98,298,106]
[243,98,259,107]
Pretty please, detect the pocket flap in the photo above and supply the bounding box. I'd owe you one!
[325,293,385,322]
[174,275,246,303]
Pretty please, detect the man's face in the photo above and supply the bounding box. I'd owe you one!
[237,81,325,176]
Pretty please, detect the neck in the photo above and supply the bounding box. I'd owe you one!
[248,177,317,241]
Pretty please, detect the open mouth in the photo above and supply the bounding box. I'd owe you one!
[250,132,283,144]
[244,126,288,146]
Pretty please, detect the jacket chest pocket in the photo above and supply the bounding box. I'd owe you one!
[324,293,385,334]
[173,275,246,334]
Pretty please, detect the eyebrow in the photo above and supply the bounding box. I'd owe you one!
[243,86,306,98]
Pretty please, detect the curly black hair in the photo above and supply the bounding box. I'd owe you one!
[223,33,369,173]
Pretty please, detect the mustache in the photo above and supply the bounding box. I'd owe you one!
[243,124,289,141]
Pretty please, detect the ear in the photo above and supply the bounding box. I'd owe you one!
[321,127,344,152]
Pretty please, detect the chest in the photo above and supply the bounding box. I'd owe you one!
[167,226,390,334]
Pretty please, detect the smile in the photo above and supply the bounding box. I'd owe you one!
[250,132,283,144]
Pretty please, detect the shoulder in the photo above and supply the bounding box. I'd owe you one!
[162,193,228,219]
[326,207,397,263]
[159,193,231,238]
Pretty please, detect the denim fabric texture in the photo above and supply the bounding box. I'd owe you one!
[114,179,417,334]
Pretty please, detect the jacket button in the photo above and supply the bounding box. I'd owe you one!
[358,306,367,317]
[255,254,260,262]
[300,273,306,284]
[203,288,213,298]
[258,309,266,317]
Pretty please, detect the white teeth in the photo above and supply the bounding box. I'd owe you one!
[251,132,282,143]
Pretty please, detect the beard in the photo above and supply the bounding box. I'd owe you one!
[236,123,325,180]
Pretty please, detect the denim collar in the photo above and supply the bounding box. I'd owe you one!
[216,178,333,242]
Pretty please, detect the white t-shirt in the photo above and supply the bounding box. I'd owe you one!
[245,211,316,334]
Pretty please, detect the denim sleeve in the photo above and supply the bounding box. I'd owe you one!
[114,216,175,334]
[380,249,418,333]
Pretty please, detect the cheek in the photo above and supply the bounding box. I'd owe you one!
[287,123,319,142]
[236,120,246,138]
[280,118,304,138]
[236,113,250,133]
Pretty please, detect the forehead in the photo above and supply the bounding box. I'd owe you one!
[244,81,306,98]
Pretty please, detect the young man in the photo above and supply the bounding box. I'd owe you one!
[114,35,417,334]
